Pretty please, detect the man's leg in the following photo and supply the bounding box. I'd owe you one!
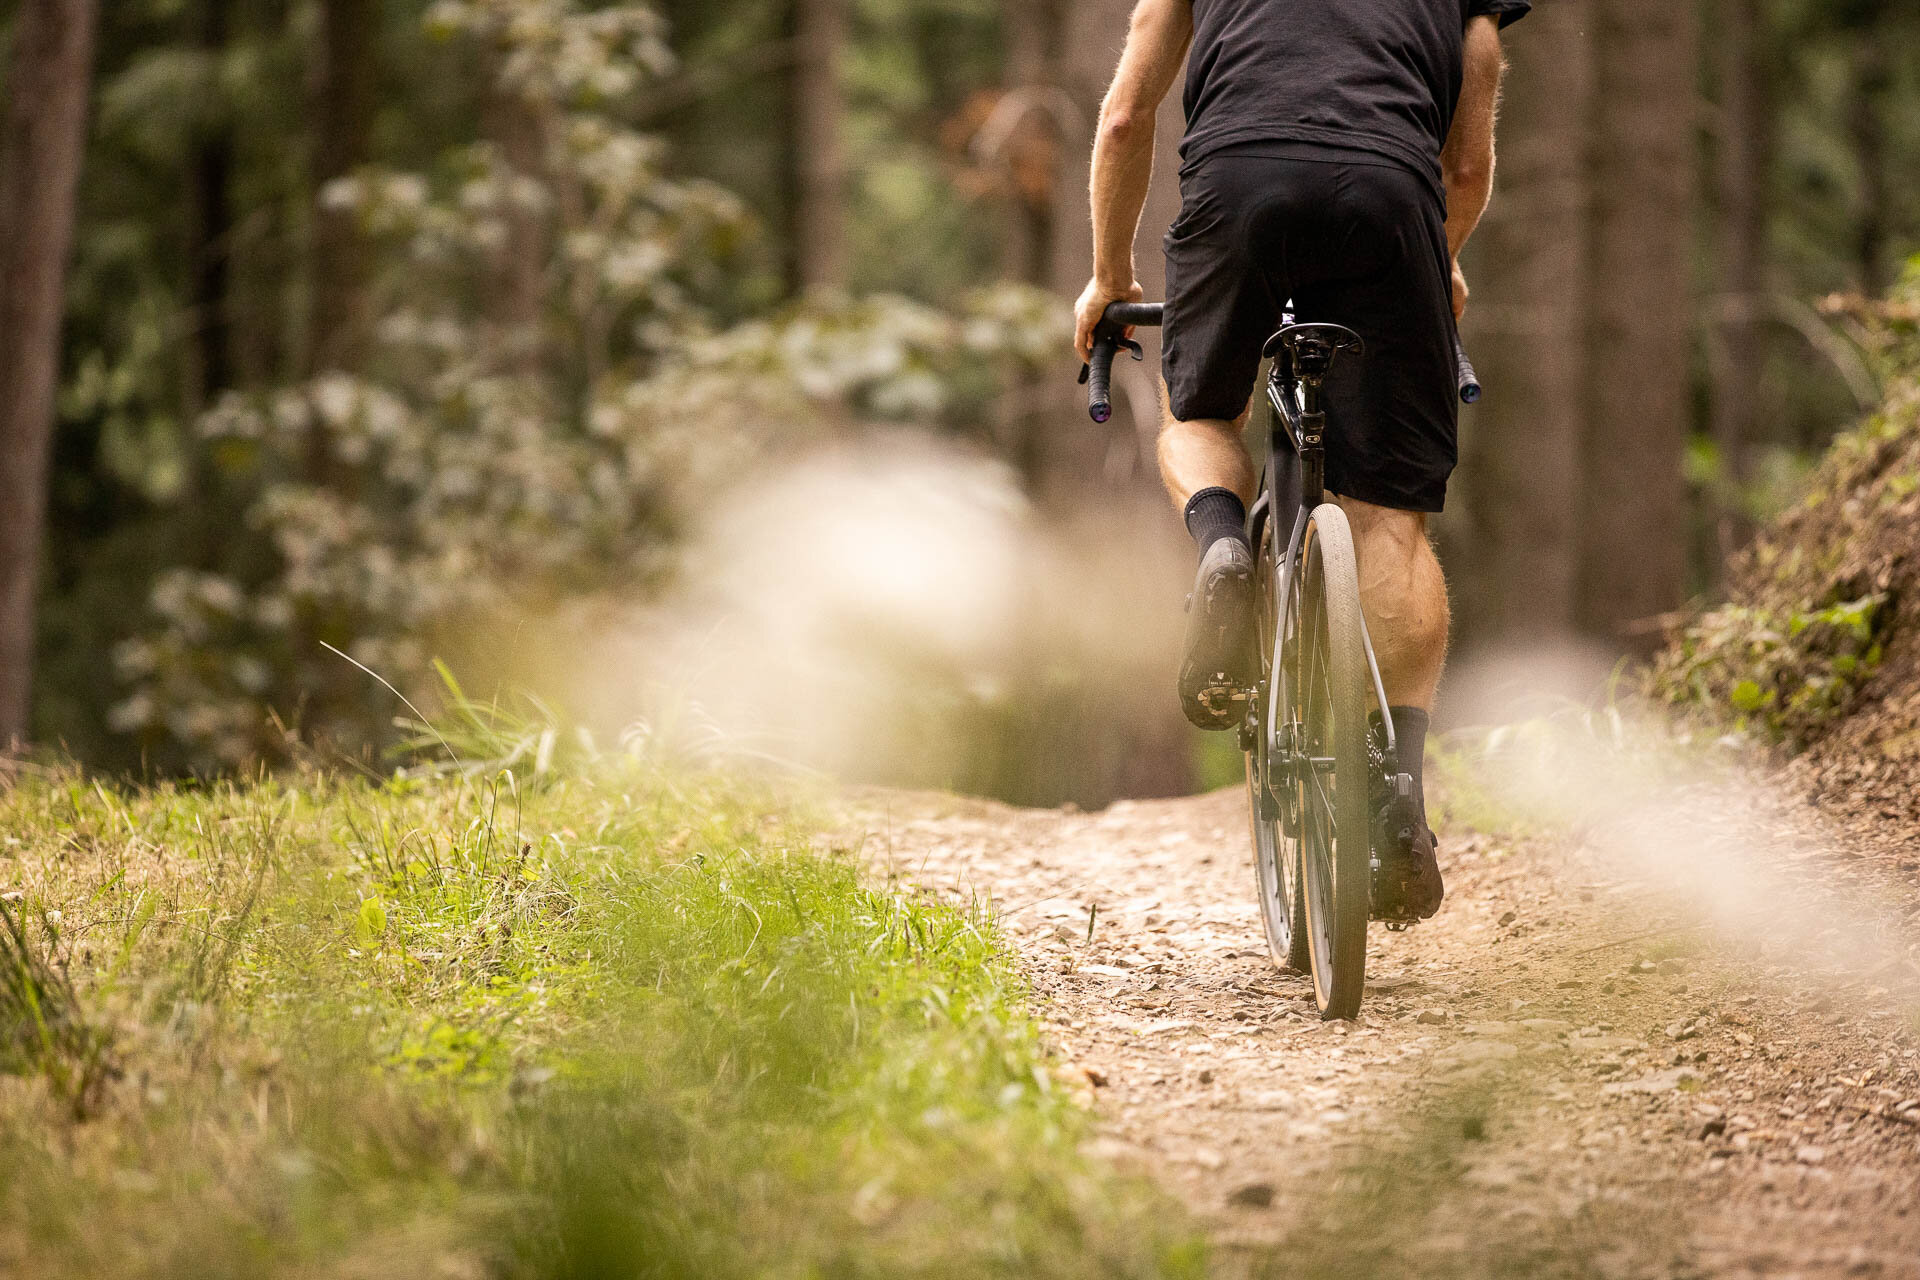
[1337,495,1449,711]
[1157,385,1260,729]
[1339,493,1449,918]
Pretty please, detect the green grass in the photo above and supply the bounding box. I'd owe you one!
[0,762,1202,1278]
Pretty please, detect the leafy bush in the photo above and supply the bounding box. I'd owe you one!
[1650,593,1887,745]
[104,0,1062,772]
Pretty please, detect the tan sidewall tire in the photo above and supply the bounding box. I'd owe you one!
[1302,503,1371,1020]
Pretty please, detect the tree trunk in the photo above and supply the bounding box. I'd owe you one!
[1048,0,1185,470]
[308,0,377,375]
[783,0,847,291]
[485,86,549,378]
[189,0,235,413]
[1446,0,1592,650]
[1847,34,1891,295]
[1708,0,1769,568]
[991,0,1066,486]
[998,0,1064,285]
[1042,0,1196,801]
[0,0,99,747]
[1577,0,1696,644]
[1044,1,1120,306]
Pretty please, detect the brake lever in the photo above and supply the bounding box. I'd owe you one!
[1076,337,1145,384]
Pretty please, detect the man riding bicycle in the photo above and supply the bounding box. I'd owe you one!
[1074,0,1527,920]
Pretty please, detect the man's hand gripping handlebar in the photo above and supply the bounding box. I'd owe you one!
[1079,301,1164,423]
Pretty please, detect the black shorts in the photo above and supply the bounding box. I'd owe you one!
[1162,146,1459,513]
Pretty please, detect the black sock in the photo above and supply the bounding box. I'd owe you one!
[1183,487,1247,558]
[1389,705,1431,822]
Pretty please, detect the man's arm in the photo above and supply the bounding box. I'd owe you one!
[1074,0,1192,360]
[1440,15,1504,318]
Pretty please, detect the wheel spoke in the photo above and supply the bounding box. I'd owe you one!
[1247,518,1302,968]
[1306,760,1336,833]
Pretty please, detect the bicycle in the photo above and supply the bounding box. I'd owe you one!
[1082,302,1478,1019]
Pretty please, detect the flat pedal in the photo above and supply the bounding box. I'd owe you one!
[1197,680,1253,711]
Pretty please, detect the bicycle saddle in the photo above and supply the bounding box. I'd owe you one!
[1262,322,1364,377]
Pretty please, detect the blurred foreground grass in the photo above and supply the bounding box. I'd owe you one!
[0,761,1201,1278]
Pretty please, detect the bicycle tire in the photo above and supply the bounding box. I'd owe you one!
[1290,503,1371,1020]
[1248,511,1308,972]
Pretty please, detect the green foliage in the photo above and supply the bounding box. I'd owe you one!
[95,1,1062,773]
[663,0,1009,307]
[1650,594,1886,745]
[37,0,1920,789]
[0,761,1201,1277]
[1684,434,1820,531]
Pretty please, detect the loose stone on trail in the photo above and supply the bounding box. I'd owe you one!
[1228,1181,1276,1209]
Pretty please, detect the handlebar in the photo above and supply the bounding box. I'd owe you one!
[1455,342,1481,404]
[1080,299,1483,420]
[1095,302,1165,329]
[1079,303,1162,423]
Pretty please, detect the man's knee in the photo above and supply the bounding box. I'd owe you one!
[1157,414,1246,454]
[1336,494,1431,550]
[1157,404,1256,507]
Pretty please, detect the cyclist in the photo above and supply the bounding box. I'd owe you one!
[1073,0,1527,919]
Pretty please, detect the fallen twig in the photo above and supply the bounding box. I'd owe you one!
[1569,923,1713,957]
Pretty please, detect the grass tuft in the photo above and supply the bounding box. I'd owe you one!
[0,899,116,1119]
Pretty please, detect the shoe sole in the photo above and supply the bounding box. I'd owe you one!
[1179,558,1256,731]
[1371,843,1444,922]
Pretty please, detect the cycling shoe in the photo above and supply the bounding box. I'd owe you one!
[1371,784,1444,921]
[1177,537,1257,731]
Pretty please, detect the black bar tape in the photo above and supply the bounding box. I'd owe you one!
[1088,337,1118,423]
[1103,301,1163,328]
[1454,340,1481,405]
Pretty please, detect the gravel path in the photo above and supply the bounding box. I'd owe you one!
[843,773,1920,1279]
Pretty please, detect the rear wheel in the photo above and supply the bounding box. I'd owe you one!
[1287,504,1371,1020]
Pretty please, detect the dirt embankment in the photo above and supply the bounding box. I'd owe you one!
[1653,283,1920,841]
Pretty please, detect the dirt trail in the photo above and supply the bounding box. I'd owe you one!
[845,779,1920,1279]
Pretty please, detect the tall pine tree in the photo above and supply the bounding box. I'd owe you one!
[0,0,100,745]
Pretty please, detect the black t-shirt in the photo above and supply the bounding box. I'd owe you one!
[1180,0,1531,199]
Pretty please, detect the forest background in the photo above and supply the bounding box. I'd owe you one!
[1,0,1916,806]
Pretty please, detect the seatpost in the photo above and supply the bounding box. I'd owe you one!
[1298,413,1326,507]
[1296,342,1331,508]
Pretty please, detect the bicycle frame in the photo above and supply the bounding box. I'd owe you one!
[1253,342,1401,781]
[1078,297,1415,798]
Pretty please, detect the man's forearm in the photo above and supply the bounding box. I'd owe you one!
[1441,15,1503,259]
[1089,110,1159,289]
[1082,0,1191,294]
[1443,167,1494,259]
